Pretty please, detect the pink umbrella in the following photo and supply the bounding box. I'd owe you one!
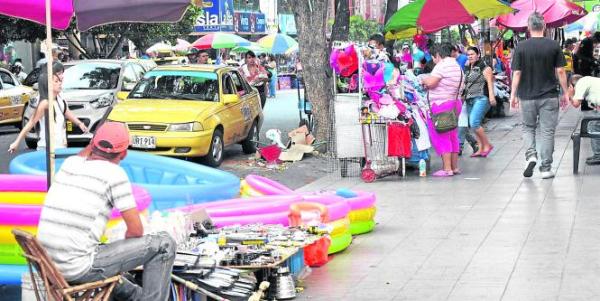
[496,0,587,31]
[0,0,196,31]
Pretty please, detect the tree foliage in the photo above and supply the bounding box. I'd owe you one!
[0,16,60,45]
[73,6,201,58]
[0,6,201,58]
[349,15,382,42]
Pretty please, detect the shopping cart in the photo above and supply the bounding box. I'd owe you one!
[359,120,402,183]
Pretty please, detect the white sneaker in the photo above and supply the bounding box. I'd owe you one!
[523,157,537,178]
[541,170,555,179]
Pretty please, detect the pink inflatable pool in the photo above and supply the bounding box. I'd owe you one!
[211,211,290,228]
[0,186,152,226]
[304,191,376,210]
[173,194,351,227]
[244,174,295,195]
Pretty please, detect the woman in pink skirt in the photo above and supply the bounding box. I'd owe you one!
[422,43,464,177]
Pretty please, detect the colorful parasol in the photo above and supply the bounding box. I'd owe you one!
[0,0,196,31]
[385,0,514,36]
[191,33,251,50]
[257,33,299,54]
[173,38,192,53]
[495,0,587,32]
[146,42,173,55]
[232,43,267,54]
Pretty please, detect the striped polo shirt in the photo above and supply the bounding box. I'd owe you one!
[37,156,136,280]
[429,57,464,105]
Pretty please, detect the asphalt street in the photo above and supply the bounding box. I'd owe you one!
[0,88,308,175]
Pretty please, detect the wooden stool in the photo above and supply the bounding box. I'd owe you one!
[12,229,121,301]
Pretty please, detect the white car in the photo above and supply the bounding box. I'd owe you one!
[22,59,150,148]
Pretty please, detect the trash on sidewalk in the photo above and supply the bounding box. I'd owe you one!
[258,144,282,168]
[279,125,316,162]
[265,129,286,148]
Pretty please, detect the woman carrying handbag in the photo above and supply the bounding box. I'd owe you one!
[422,43,464,177]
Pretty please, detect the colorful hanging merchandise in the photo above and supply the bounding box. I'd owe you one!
[330,44,359,77]
[387,123,412,158]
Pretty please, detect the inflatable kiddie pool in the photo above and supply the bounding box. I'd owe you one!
[9,148,240,211]
[0,265,28,285]
[174,194,351,227]
[174,194,354,254]
[307,190,376,235]
[0,174,151,284]
[241,175,377,235]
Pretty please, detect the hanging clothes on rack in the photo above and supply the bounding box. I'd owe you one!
[363,60,386,93]
[387,122,412,158]
[411,109,431,151]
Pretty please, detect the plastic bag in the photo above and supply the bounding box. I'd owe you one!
[304,236,331,267]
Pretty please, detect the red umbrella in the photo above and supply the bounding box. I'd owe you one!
[496,0,587,31]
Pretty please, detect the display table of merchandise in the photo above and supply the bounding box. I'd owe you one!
[166,224,323,300]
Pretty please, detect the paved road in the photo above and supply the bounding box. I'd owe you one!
[295,108,600,300]
[0,89,311,177]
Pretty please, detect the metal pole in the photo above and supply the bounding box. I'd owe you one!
[44,0,55,189]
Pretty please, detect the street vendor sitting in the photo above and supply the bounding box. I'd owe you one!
[37,122,176,301]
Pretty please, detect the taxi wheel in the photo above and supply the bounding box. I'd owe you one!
[205,129,224,167]
[241,121,259,154]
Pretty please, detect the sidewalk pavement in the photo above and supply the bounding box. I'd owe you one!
[296,108,600,300]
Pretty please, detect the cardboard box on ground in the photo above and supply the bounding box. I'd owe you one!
[279,125,315,162]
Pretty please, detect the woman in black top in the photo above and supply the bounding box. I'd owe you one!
[463,47,496,157]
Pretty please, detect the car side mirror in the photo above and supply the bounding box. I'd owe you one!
[32,83,39,91]
[122,82,136,91]
[223,94,240,104]
[116,91,130,100]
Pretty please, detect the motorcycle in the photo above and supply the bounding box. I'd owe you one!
[487,73,510,118]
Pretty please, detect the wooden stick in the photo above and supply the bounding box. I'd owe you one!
[44,0,55,188]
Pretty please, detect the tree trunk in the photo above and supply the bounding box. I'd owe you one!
[291,0,334,152]
[384,0,399,57]
[107,36,125,59]
[384,0,399,25]
[330,0,350,43]
[65,31,90,59]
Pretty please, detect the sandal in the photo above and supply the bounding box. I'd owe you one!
[453,169,462,175]
[432,170,454,177]
[480,145,494,158]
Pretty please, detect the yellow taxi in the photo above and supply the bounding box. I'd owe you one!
[108,64,263,167]
[0,67,36,128]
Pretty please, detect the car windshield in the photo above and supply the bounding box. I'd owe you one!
[128,71,219,101]
[62,62,121,90]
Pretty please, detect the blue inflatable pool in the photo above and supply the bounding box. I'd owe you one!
[9,148,240,211]
[0,264,28,285]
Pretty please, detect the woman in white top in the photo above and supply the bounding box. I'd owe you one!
[8,62,88,153]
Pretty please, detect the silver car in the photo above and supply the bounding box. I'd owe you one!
[23,59,152,148]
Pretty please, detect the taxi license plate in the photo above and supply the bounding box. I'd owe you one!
[132,136,156,149]
[66,121,73,132]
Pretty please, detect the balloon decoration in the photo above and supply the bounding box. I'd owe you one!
[329,44,359,77]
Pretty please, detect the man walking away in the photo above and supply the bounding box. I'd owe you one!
[569,75,600,165]
[510,12,569,179]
